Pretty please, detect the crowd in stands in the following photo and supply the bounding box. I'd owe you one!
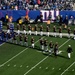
[0,0,74,10]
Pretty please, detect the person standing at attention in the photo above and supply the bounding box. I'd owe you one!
[67,45,73,59]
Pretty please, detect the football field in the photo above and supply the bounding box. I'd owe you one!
[0,34,75,75]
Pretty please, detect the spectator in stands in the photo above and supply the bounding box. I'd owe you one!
[0,0,74,10]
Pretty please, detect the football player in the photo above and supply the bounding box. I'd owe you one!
[53,26,56,37]
[31,37,34,48]
[39,38,44,50]
[40,25,43,36]
[17,24,20,35]
[49,41,54,55]
[19,33,23,45]
[24,35,28,47]
[7,24,10,34]
[67,45,73,59]
[34,24,38,35]
[73,28,75,40]
[59,26,62,38]
[0,30,2,40]
[13,32,17,44]
[23,24,26,35]
[7,33,12,42]
[54,42,59,56]
[68,27,71,38]
[46,26,50,37]
[3,31,7,41]
[28,24,31,35]
[43,39,48,53]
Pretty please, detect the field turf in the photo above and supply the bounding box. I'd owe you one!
[0,22,75,75]
[0,34,75,75]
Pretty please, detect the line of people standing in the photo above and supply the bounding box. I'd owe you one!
[16,24,75,39]
[0,30,73,59]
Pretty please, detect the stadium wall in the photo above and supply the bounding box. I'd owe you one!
[0,10,75,22]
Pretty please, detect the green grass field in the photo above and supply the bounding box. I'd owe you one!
[0,35,75,75]
[0,23,75,75]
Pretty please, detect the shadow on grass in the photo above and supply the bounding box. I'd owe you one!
[57,55,68,59]
[42,52,68,59]
[2,41,69,59]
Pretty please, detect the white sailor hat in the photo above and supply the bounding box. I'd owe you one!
[68,45,71,47]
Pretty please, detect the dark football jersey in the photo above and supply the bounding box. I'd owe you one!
[19,35,22,41]
[0,31,2,36]
[54,43,58,52]
[13,34,16,40]
[44,40,47,46]
[17,25,20,30]
[24,36,28,42]
[8,33,11,39]
[59,28,62,33]
[49,43,54,48]
[46,27,49,32]
[28,25,31,30]
[23,25,26,30]
[68,28,71,34]
[7,25,9,30]
[67,47,72,53]
[40,39,44,45]
[4,32,6,38]
[31,38,34,43]
[74,29,75,35]
[40,26,43,31]
[53,27,56,32]
[34,26,37,31]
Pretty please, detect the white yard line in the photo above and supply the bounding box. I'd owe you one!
[0,33,19,46]
[24,56,48,75]
[0,48,28,67]
[0,42,5,46]
[24,39,70,75]
[59,39,70,48]
[61,62,75,75]
[0,36,45,67]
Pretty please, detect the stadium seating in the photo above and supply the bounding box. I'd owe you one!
[0,0,74,10]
